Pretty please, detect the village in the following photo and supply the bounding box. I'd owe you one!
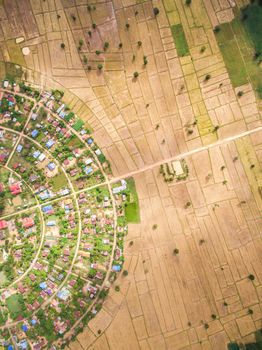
[0,81,133,350]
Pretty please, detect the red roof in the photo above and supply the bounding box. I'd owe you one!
[9,183,22,195]
[0,154,6,162]
[22,217,35,229]
[0,220,7,230]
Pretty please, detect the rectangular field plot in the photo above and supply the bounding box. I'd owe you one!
[171,24,190,57]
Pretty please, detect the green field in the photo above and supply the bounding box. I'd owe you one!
[5,62,23,82]
[171,24,189,57]
[242,4,262,54]
[6,294,26,320]
[51,172,69,191]
[215,5,262,95]
[125,178,140,223]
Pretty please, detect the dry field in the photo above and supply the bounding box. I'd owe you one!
[0,0,261,349]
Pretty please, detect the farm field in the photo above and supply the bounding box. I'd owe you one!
[0,0,260,349]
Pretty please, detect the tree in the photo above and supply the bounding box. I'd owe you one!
[83,55,88,64]
[185,0,191,4]
[71,14,76,21]
[153,7,160,15]
[137,41,142,47]
[92,23,97,29]
[123,270,128,276]
[237,91,244,97]
[204,74,211,81]
[118,42,123,48]
[248,274,255,281]
[126,23,130,29]
[173,248,179,255]
[61,43,65,49]
[97,64,103,70]
[104,42,109,50]
[133,71,139,78]
[213,25,220,33]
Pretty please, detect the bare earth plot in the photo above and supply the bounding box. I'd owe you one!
[0,0,261,349]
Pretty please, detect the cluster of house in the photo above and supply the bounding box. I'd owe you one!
[0,92,31,131]
[0,86,123,348]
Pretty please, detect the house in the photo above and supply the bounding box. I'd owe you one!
[42,205,54,214]
[45,139,55,149]
[39,282,47,290]
[57,288,71,301]
[112,179,127,194]
[84,166,93,175]
[31,129,39,138]
[16,144,23,153]
[0,154,6,162]
[95,149,102,156]
[9,183,22,195]
[47,162,56,171]
[33,150,40,159]
[0,220,7,230]
[112,265,121,272]
[22,217,35,229]
[85,158,93,165]
[38,153,46,162]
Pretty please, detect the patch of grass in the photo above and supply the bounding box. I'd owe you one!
[125,178,140,223]
[51,172,68,191]
[5,62,23,83]
[6,40,26,66]
[171,24,189,57]
[215,6,262,95]
[242,4,262,53]
[215,23,248,87]
[6,294,26,320]
[73,119,84,131]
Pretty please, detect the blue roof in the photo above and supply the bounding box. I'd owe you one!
[16,144,23,153]
[87,138,93,145]
[42,205,53,212]
[8,346,13,350]
[22,324,28,332]
[31,129,39,138]
[84,166,93,175]
[33,150,40,159]
[46,139,55,148]
[31,319,37,325]
[39,282,47,290]
[112,265,121,272]
[47,162,56,171]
